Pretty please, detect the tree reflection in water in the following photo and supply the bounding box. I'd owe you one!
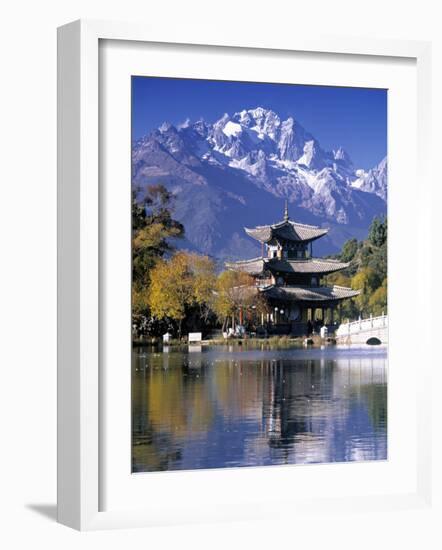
[132,346,387,472]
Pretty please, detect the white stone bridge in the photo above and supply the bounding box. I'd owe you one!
[335,314,388,345]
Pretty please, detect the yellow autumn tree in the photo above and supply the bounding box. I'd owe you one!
[325,271,352,288]
[186,253,216,321]
[351,267,382,316]
[147,252,216,337]
[368,278,387,316]
[213,270,267,331]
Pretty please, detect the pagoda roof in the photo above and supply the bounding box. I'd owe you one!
[225,257,266,275]
[244,219,328,244]
[225,257,350,276]
[261,285,360,303]
[266,258,349,275]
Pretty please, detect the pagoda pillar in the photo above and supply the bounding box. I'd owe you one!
[301,308,308,323]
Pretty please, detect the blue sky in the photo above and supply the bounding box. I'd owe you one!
[132,76,387,170]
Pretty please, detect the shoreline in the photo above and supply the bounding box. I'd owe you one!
[134,336,313,346]
[131,334,371,349]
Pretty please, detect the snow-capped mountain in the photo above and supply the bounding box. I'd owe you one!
[351,157,388,201]
[132,107,387,258]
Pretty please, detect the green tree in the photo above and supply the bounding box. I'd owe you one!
[328,215,388,321]
[132,184,184,333]
[365,245,387,280]
[132,185,184,287]
[368,216,387,247]
[340,238,359,263]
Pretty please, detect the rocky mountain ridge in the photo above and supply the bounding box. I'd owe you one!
[132,107,387,259]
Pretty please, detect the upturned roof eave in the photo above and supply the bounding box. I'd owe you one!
[265,258,350,275]
[225,257,351,276]
[244,224,329,244]
[244,226,272,243]
[260,284,360,303]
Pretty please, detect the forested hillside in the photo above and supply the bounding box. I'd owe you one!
[326,216,387,320]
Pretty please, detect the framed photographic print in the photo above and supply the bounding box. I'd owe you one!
[130,77,388,473]
[57,19,433,530]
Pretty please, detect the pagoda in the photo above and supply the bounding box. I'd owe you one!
[226,201,360,336]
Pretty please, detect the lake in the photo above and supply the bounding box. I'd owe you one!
[132,345,387,472]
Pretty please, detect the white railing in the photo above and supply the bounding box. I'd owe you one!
[335,314,388,337]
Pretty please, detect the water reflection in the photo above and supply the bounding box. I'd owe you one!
[132,346,387,472]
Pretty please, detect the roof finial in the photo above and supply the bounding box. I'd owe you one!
[284,199,289,222]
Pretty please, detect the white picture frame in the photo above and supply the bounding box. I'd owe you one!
[57,19,433,531]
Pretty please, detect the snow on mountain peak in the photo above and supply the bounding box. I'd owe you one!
[177,118,191,129]
[223,121,243,137]
[191,119,209,137]
[245,106,278,123]
[159,121,175,133]
[134,106,387,238]
[377,156,387,172]
[333,146,352,164]
[298,140,326,170]
[232,107,280,137]
[249,106,268,117]
[351,156,387,200]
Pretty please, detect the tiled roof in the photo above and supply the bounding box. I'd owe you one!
[261,285,360,303]
[225,257,350,275]
[225,257,265,275]
[266,258,350,274]
[245,219,328,244]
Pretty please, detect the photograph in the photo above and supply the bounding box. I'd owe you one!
[3,1,437,542]
[1,0,436,542]
[131,77,388,473]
